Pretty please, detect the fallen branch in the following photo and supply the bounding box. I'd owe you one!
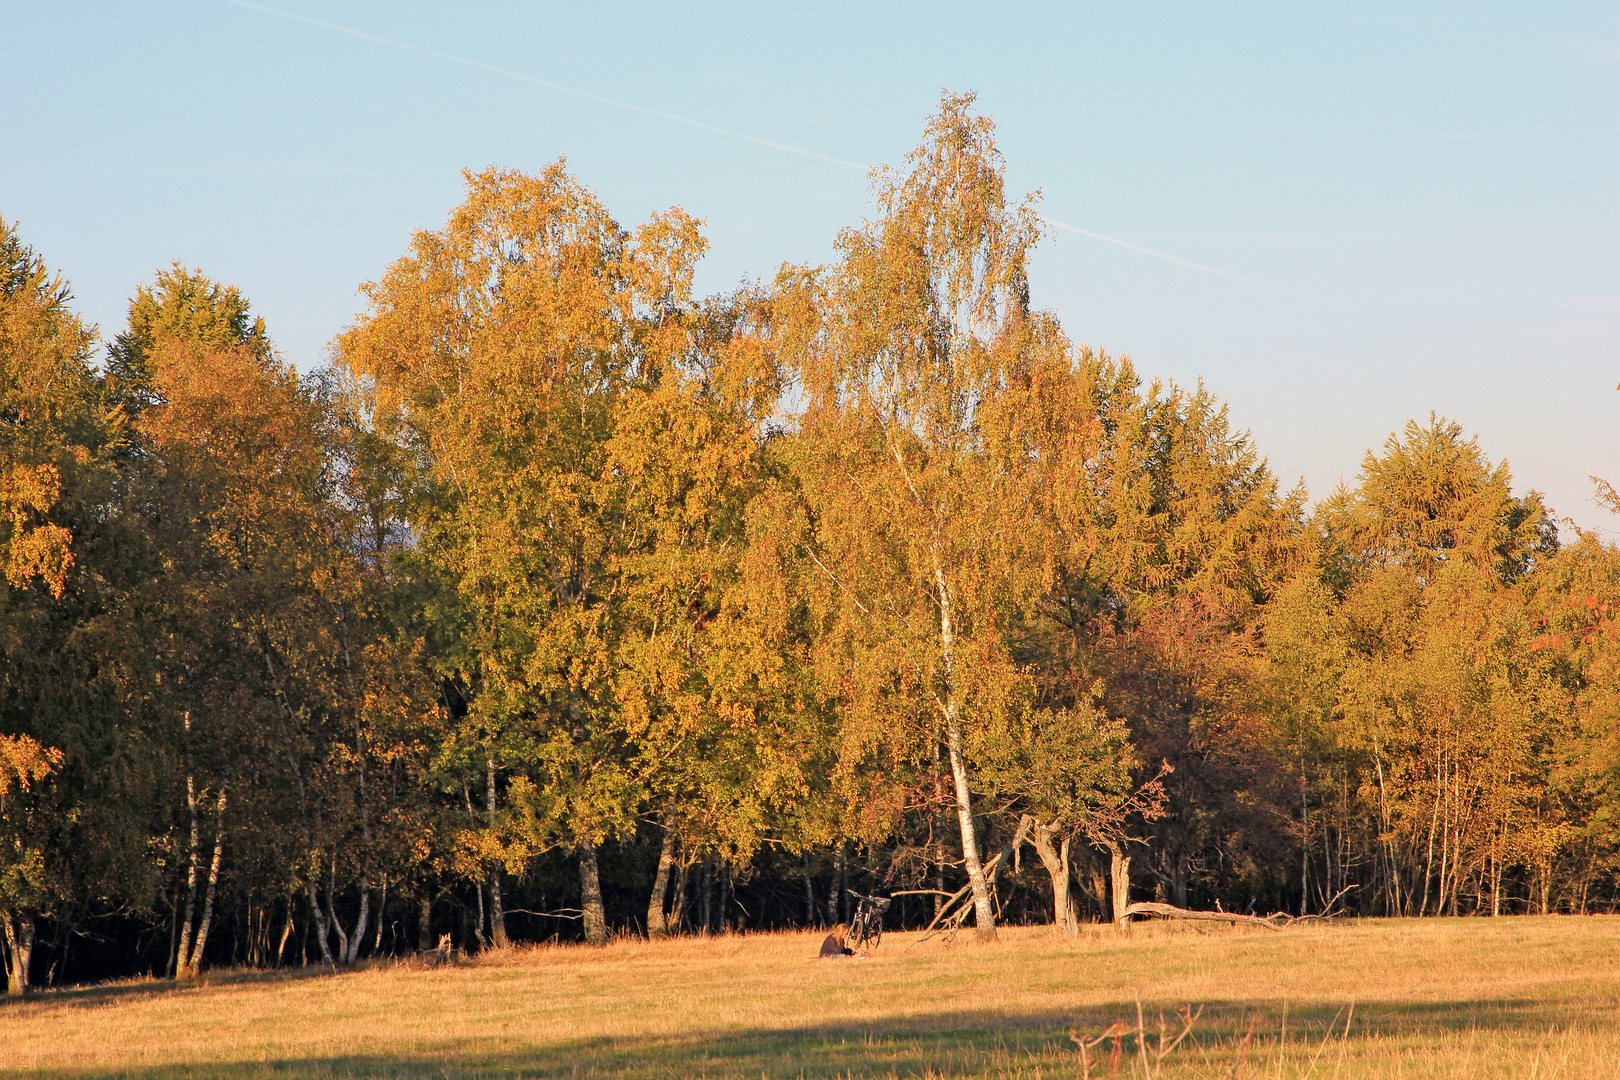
[1122,902,1284,931]
[1289,884,1359,922]
[903,848,1011,952]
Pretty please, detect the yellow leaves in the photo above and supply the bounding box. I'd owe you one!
[628,207,708,310]
[0,733,61,799]
[138,335,327,575]
[1594,476,1620,516]
[0,224,98,415]
[0,463,72,597]
[4,520,72,599]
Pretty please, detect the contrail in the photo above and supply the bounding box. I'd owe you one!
[1039,216,1337,306]
[225,0,1329,303]
[222,0,869,170]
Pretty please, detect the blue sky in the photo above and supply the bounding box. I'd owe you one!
[4,1,1617,531]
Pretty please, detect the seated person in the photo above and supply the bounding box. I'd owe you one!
[818,922,868,958]
[820,922,852,957]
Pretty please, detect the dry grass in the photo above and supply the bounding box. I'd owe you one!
[3,916,1619,1078]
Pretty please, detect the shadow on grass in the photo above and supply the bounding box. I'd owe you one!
[12,995,1615,1079]
[0,960,410,1015]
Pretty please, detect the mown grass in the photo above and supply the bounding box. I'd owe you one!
[3,916,1619,1078]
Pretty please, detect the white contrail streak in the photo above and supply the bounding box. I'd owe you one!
[225,0,1330,304]
[1039,216,1337,306]
[222,0,869,170]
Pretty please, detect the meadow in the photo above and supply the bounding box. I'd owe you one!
[3,916,1618,1079]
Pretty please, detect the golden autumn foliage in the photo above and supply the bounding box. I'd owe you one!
[2,98,1620,996]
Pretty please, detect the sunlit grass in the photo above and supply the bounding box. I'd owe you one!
[3,916,1619,1077]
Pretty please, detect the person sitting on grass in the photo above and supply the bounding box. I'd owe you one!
[818,923,869,959]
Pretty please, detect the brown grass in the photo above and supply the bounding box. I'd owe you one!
[3,916,1619,1078]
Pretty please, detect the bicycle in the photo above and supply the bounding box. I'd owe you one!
[846,891,891,951]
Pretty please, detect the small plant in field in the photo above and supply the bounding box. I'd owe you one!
[1071,998,1202,1079]
[1223,1016,1258,1079]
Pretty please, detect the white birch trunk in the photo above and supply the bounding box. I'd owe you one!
[184,786,227,976]
[343,886,369,964]
[327,865,350,963]
[305,879,335,965]
[275,891,295,968]
[373,878,388,954]
[486,758,508,948]
[175,721,200,977]
[938,566,995,941]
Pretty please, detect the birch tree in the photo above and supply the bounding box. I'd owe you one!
[774,93,1057,940]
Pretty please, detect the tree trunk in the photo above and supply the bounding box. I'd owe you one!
[326,862,351,963]
[374,878,388,954]
[175,764,200,977]
[1062,837,1081,930]
[166,879,183,979]
[825,860,837,928]
[672,857,689,933]
[418,894,433,950]
[1027,818,1072,934]
[1087,865,1109,920]
[579,843,608,945]
[719,860,731,933]
[936,565,995,941]
[945,718,995,939]
[305,879,335,965]
[3,913,34,995]
[1493,821,1508,918]
[1372,737,1401,916]
[344,885,370,964]
[485,758,508,948]
[933,739,946,920]
[1420,748,1441,916]
[802,851,816,928]
[700,859,713,935]
[275,891,295,968]
[184,786,228,977]
[1123,901,1283,930]
[345,818,372,963]
[647,827,676,936]
[1104,839,1132,932]
[837,842,849,924]
[1299,748,1309,917]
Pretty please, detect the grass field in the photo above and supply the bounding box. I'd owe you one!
[3,917,1619,1078]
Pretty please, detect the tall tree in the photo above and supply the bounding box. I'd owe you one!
[0,220,170,991]
[773,92,1065,940]
[107,263,268,411]
[341,164,710,943]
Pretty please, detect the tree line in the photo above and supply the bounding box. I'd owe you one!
[3,94,1617,993]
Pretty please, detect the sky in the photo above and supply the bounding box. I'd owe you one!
[3,1,1617,533]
